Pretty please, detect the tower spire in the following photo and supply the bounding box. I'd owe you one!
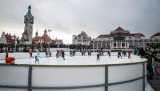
[36,29,38,37]
[28,5,31,10]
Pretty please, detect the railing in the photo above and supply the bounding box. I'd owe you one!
[0,61,147,91]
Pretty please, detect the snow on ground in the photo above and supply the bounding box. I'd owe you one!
[0,52,146,65]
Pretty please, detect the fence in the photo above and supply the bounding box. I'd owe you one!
[0,61,147,91]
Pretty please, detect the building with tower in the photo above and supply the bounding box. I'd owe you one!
[32,29,63,51]
[72,31,91,46]
[0,31,7,44]
[90,27,151,51]
[21,5,34,44]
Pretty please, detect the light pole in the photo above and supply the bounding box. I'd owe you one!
[40,39,42,52]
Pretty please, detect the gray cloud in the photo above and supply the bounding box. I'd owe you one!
[0,0,160,43]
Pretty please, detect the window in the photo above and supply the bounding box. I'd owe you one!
[114,43,116,47]
[122,43,125,47]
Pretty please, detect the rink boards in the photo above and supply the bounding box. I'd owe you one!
[0,60,147,91]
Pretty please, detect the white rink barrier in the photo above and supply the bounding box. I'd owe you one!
[0,60,148,91]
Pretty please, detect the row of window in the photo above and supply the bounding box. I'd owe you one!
[91,42,144,47]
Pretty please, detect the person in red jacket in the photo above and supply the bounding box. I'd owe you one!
[128,51,132,59]
[29,49,33,59]
[5,57,15,64]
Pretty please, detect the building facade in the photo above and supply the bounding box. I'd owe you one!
[0,31,6,44]
[21,5,34,44]
[32,29,63,45]
[90,27,153,50]
[72,31,91,46]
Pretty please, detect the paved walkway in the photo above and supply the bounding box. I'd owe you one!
[148,78,160,91]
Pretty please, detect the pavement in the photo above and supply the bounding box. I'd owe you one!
[148,77,160,91]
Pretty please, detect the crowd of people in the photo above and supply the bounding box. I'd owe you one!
[3,47,151,64]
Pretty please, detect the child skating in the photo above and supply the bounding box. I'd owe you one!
[34,53,41,64]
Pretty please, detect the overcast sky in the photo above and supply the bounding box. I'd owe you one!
[0,0,160,44]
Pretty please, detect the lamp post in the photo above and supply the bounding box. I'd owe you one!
[40,39,42,52]
[15,38,17,52]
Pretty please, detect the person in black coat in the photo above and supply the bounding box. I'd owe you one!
[62,50,65,60]
[118,51,122,58]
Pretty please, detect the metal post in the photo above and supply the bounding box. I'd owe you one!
[142,63,145,91]
[105,66,108,91]
[28,66,32,91]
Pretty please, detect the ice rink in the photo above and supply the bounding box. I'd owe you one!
[0,52,146,65]
[0,52,154,91]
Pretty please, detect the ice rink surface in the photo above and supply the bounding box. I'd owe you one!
[0,52,154,91]
[0,52,146,65]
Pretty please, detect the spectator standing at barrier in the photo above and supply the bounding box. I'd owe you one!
[62,50,65,60]
[5,50,9,59]
[6,57,15,64]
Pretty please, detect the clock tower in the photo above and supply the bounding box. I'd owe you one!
[22,5,34,44]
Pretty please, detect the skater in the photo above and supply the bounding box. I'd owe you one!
[48,50,52,57]
[73,50,76,56]
[56,50,59,58]
[62,50,65,60]
[128,51,131,59]
[97,51,100,61]
[88,50,91,56]
[5,50,9,59]
[34,53,41,64]
[45,50,49,58]
[70,50,73,56]
[5,56,15,64]
[108,50,111,57]
[29,49,33,59]
[122,50,127,57]
[118,51,122,58]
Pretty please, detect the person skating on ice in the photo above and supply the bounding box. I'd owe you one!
[118,51,122,58]
[128,50,132,59]
[62,50,65,60]
[97,51,100,61]
[34,53,41,64]
[28,49,34,59]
